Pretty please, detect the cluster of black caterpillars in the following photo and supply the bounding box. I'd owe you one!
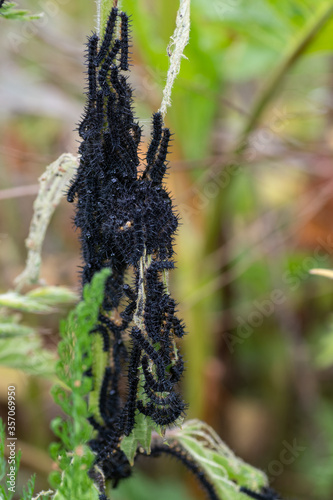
[68,6,284,500]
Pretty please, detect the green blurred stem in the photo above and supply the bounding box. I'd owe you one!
[236,2,333,153]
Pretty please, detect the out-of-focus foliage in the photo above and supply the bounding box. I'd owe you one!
[1,0,333,499]
[0,285,79,376]
[0,1,41,21]
[110,471,192,500]
[0,418,40,500]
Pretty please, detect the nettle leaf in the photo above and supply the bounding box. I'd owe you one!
[121,369,163,465]
[121,411,156,465]
[0,291,54,313]
[174,420,268,499]
[0,1,42,21]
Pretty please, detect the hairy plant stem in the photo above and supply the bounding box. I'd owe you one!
[14,153,78,291]
[159,0,191,118]
[97,0,120,37]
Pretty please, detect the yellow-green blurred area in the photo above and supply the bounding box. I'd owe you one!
[1,0,333,499]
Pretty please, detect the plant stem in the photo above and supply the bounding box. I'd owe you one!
[159,0,191,118]
[98,0,119,37]
[235,2,333,153]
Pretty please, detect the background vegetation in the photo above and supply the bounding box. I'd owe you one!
[1,0,333,499]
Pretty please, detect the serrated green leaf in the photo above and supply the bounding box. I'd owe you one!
[21,474,36,500]
[120,368,163,465]
[27,286,79,306]
[174,420,268,499]
[0,292,54,313]
[121,411,156,465]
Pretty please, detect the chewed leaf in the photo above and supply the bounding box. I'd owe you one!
[27,286,79,305]
[173,420,268,499]
[121,368,164,465]
[0,292,54,313]
[121,410,159,465]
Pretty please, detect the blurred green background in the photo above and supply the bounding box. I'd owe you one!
[1,0,333,498]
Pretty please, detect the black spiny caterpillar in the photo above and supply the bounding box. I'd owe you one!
[68,7,186,492]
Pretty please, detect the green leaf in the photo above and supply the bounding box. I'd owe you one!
[27,286,79,306]
[0,336,55,376]
[121,411,156,465]
[21,474,36,500]
[305,18,333,54]
[50,269,110,498]
[0,292,54,313]
[121,369,163,465]
[0,322,35,338]
[174,420,268,499]
[0,1,42,21]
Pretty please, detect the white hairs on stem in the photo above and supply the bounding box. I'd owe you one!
[159,0,191,118]
[96,0,101,37]
[14,154,78,291]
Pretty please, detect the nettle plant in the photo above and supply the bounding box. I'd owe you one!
[0,1,285,500]
[56,4,282,500]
